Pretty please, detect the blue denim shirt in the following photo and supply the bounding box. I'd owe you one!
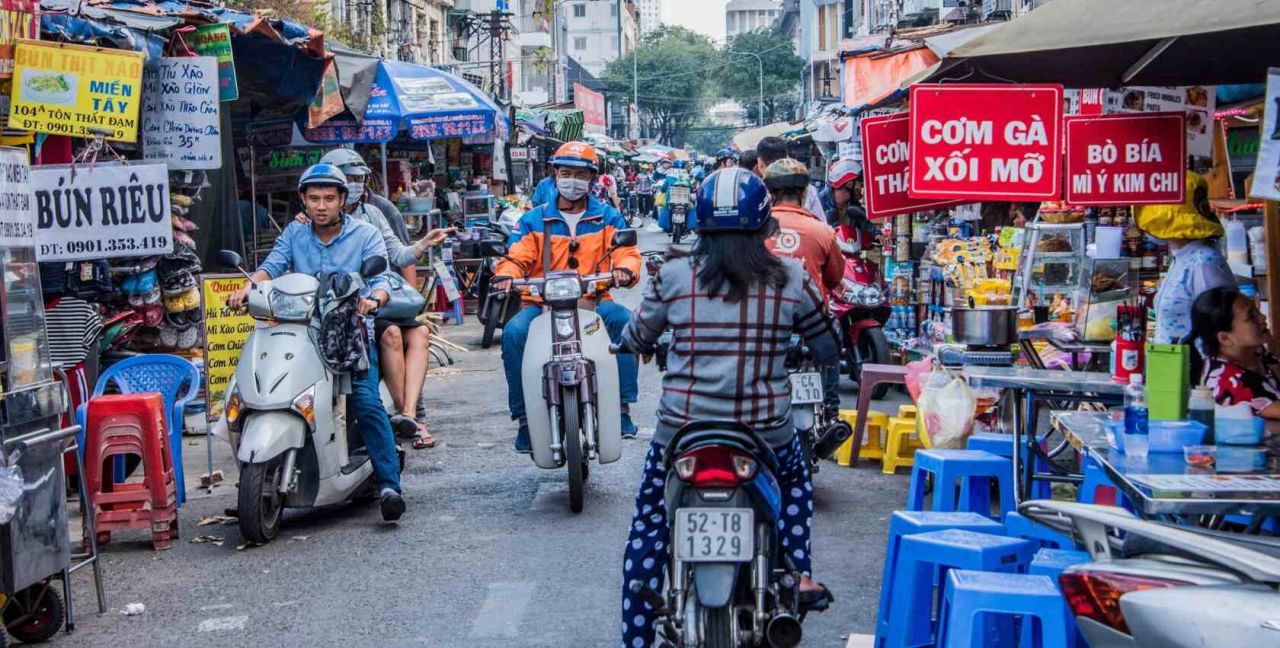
[258,218,391,296]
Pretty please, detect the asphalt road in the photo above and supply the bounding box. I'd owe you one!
[61,227,909,647]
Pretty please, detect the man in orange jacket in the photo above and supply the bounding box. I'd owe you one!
[493,142,643,452]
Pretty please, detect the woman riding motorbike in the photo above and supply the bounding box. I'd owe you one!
[617,167,839,647]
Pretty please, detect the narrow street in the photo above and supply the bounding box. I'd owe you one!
[62,229,908,647]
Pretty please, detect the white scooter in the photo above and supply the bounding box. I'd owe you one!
[216,250,401,543]
[484,229,638,513]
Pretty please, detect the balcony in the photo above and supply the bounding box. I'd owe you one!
[515,14,552,49]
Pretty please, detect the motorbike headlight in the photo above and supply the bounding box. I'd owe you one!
[857,286,884,306]
[269,290,316,320]
[291,385,316,429]
[225,388,243,426]
[553,312,576,339]
[543,277,581,301]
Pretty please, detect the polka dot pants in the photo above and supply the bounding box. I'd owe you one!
[619,436,814,648]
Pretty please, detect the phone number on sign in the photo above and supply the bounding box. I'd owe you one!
[40,236,170,257]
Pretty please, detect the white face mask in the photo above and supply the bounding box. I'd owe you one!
[344,182,364,206]
[556,177,591,202]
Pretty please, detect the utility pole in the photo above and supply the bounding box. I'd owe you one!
[633,34,639,139]
[736,50,765,126]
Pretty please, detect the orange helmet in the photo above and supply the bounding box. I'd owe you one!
[550,141,600,172]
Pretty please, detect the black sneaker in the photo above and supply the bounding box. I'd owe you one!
[380,488,406,521]
[390,414,419,439]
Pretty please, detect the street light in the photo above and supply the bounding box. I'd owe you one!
[735,50,765,127]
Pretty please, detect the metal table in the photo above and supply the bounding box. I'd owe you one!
[964,366,1126,503]
[1018,328,1112,371]
[1052,411,1280,518]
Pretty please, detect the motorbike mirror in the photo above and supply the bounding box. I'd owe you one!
[480,239,507,258]
[360,255,389,278]
[611,229,638,248]
[216,249,243,269]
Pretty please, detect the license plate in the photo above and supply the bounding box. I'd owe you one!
[789,372,824,405]
[675,508,754,563]
[672,211,686,224]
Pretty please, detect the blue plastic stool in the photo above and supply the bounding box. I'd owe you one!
[1079,453,1134,512]
[875,512,1006,644]
[938,570,1072,648]
[876,529,1035,648]
[967,433,1054,499]
[907,449,1016,521]
[1003,511,1075,550]
[1028,548,1090,648]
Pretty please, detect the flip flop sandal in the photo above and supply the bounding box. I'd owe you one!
[412,423,436,449]
[799,584,834,612]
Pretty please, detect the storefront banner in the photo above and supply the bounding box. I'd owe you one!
[1249,68,1280,201]
[302,117,397,144]
[10,40,143,141]
[0,147,32,246]
[908,83,1063,201]
[407,112,492,140]
[860,113,966,220]
[202,275,253,423]
[32,162,172,261]
[1064,113,1186,206]
[0,0,37,79]
[191,23,238,102]
[141,56,222,170]
[574,83,606,134]
[1065,86,1215,157]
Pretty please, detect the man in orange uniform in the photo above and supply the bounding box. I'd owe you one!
[763,158,846,414]
[493,142,643,452]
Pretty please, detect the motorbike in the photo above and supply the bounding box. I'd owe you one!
[623,417,815,648]
[642,251,675,370]
[669,178,694,245]
[1021,500,1280,648]
[783,337,853,474]
[474,221,522,349]
[831,226,891,400]
[483,229,638,513]
[215,250,403,543]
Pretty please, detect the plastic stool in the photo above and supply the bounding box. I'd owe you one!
[1079,453,1133,511]
[1029,549,1090,648]
[84,393,178,549]
[838,409,887,464]
[907,449,1016,520]
[875,512,1006,644]
[1004,511,1075,550]
[876,529,1035,648]
[850,364,908,464]
[937,570,1072,648]
[882,417,923,474]
[966,432,1014,456]
[898,404,918,419]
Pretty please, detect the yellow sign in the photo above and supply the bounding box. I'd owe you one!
[9,40,143,141]
[202,275,254,423]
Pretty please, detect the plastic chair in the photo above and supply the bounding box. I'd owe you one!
[76,354,200,506]
[907,449,1016,520]
[937,570,1072,648]
[876,529,1035,648]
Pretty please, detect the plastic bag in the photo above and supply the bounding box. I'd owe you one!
[0,450,25,524]
[917,371,977,449]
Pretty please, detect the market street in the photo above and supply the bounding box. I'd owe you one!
[61,228,909,648]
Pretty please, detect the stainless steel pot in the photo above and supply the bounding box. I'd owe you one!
[952,306,1019,346]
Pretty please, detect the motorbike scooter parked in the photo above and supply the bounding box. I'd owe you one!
[831,226,891,399]
[216,250,403,543]
[669,178,694,245]
[784,337,853,474]
[484,229,638,513]
[1021,500,1280,648]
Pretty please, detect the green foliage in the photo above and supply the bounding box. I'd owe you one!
[719,28,805,125]
[601,25,719,147]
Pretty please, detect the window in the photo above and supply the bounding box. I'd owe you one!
[574,36,588,50]
[572,3,586,17]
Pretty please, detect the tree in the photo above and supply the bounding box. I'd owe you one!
[719,29,805,125]
[601,26,719,147]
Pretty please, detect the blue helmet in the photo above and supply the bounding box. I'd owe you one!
[694,168,771,232]
[715,148,737,163]
[672,158,689,170]
[298,163,348,193]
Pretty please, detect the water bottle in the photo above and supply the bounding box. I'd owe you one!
[1123,375,1150,457]
[1187,387,1215,444]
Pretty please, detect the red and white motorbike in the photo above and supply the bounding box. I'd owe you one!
[831,223,891,399]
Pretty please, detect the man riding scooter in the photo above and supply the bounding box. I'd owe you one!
[492,142,643,452]
[227,163,407,522]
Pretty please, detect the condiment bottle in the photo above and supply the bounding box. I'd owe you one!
[1188,387,1215,444]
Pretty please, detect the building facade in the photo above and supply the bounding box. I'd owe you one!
[635,0,662,36]
[564,0,639,77]
[726,0,782,40]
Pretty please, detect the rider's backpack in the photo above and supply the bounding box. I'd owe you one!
[315,271,370,376]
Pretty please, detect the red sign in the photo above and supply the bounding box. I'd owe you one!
[574,83,606,134]
[908,83,1064,201]
[1064,112,1186,206]
[861,113,966,219]
[0,0,38,78]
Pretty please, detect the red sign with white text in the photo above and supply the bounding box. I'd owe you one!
[574,83,606,134]
[1064,112,1185,206]
[908,84,1064,201]
[861,113,967,219]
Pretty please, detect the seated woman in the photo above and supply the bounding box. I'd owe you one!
[1184,286,1280,442]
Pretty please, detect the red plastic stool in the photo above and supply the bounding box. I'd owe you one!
[84,393,178,549]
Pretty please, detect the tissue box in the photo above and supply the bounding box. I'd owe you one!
[1145,343,1189,420]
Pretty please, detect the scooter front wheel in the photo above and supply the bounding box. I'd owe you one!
[238,458,285,544]
[703,602,734,648]
[563,387,585,514]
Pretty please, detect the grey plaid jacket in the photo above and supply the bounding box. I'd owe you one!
[622,255,839,447]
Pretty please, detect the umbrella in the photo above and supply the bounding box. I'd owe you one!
[303,60,509,144]
[922,0,1280,88]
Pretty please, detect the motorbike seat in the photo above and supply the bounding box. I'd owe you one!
[1121,520,1280,562]
[665,421,781,476]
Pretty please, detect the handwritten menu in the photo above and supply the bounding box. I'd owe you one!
[141,56,222,170]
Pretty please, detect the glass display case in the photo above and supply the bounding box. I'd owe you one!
[1013,221,1087,313]
[0,246,51,392]
[1075,258,1136,342]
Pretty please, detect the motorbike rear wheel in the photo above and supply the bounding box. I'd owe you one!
[671,220,684,245]
[238,457,285,544]
[854,326,892,400]
[563,387,585,514]
[480,308,499,349]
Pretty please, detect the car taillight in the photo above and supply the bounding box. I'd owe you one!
[1059,569,1189,634]
[673,446,758,488]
